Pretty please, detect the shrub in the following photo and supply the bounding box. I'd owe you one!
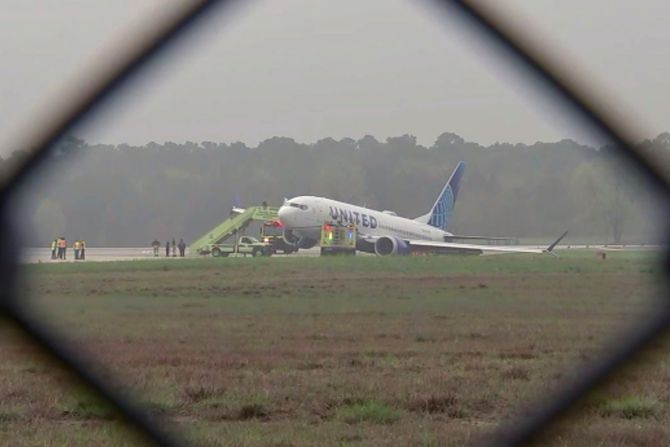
[501,366,530,381]
[415,334,434,343]
[61,393,116,420]
[596,396,661,420]
[0,408,23,423]
[237,402,270,420]
[406,395,465,418]
[184,385,219,403]
[337,401,400,425]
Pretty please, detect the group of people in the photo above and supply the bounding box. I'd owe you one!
[152,238,186,257]
[50,237,86,260]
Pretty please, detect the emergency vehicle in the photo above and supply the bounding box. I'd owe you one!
[260,220,298,254]
[320,222,356,255]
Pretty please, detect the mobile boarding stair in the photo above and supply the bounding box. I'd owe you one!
[190,206,279,255]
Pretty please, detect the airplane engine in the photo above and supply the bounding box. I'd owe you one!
[283,229,317,249]
[374,236,410,256]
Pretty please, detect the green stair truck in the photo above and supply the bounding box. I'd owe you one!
[190,206,283,257]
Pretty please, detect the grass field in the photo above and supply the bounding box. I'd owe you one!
[1,251,669,446]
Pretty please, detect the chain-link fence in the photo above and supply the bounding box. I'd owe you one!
[1,1,668,445]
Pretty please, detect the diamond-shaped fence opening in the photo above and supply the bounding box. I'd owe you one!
[1,1,669,446]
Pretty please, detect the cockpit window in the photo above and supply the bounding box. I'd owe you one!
[289,203,308,210]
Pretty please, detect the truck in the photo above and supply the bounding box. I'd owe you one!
[190,205,280,257]
[201,235,272,257]
[320,222,357,255]
[260,220,298,255]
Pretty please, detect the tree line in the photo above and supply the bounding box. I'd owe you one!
[3,131,668,247]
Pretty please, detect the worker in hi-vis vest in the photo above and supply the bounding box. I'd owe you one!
[57,237,67,260]
[73,240,81,260]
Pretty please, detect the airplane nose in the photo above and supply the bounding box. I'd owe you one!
[277,206,291,225]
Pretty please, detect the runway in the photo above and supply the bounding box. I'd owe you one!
[20,247,322,264]
[20,244,661,264]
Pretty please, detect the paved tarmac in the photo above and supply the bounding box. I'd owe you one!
[20,247,322,264]
[20,244,662,264]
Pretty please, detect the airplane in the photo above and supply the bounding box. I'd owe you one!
[277,161,567,256]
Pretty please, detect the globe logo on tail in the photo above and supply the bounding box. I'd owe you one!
[427,185,455,231]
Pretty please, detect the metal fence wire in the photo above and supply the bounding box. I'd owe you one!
[1,1,669,446]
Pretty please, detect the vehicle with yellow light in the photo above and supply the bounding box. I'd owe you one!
[261,220,298,255]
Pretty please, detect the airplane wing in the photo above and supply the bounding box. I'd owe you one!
[443,235,518,242]
[406,231,568,255]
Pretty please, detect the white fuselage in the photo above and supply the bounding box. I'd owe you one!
[277,196,450,243]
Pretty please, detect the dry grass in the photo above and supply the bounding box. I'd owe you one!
[0,252,667,446]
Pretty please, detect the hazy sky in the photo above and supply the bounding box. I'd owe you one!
[1,0,669,154]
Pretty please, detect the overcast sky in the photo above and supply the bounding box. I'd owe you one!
[1,0,669,154]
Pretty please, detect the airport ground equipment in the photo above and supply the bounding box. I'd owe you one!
[190,206,279,256]
[320,222,356,255]
[260,219,297,254]
[207,235,272,257]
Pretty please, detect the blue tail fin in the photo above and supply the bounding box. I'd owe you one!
[422,161,465,231]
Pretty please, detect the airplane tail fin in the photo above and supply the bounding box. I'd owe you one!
[415,161,465,231]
